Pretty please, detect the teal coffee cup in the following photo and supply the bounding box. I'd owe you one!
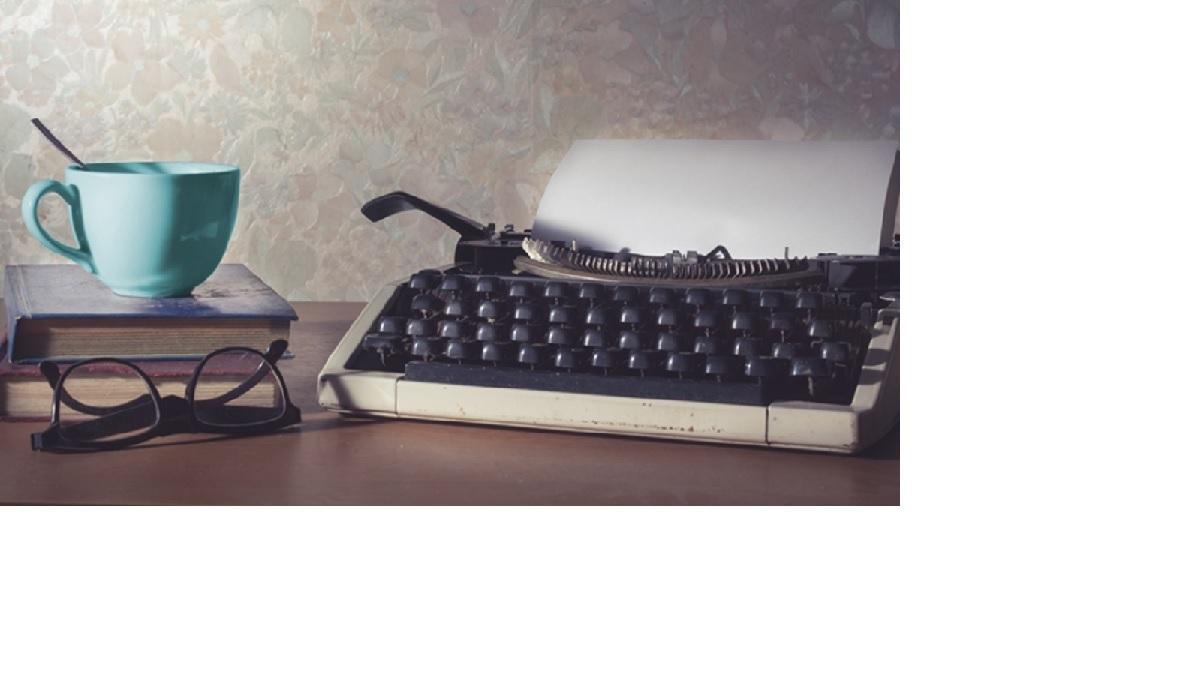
[22,162,240,298]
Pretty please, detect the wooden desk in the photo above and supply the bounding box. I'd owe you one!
[0,302,899,505]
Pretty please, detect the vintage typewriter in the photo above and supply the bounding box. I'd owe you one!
[319,141,899,453]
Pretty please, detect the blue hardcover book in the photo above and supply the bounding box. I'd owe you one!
[3,264,297,363]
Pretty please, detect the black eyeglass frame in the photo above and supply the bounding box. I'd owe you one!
[31,340,301,453]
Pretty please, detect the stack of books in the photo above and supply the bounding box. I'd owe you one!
[1,264,296,419]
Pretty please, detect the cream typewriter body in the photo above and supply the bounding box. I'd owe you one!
[319,141,899,453]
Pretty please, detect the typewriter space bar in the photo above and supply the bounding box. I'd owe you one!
[403,362,778,406]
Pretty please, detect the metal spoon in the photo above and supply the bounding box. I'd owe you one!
[31,118,88,169]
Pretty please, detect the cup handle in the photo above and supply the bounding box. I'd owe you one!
[22,179,95,273]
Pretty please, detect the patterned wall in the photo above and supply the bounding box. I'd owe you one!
[0,0,898,300]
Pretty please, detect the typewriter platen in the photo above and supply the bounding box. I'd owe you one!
[318,141,899,453]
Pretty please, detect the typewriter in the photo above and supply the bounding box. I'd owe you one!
[319,141,899,453]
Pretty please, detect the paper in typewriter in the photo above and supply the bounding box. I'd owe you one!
[533,140,899,259]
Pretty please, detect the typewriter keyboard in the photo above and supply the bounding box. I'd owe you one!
[346,270,893,406]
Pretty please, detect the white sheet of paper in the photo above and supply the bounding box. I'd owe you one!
[533,140,898,259]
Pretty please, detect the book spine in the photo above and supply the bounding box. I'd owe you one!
[4,266,31,364]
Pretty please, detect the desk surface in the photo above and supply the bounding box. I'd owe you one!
[0,301,899,505]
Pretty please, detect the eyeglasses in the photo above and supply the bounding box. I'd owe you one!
[31,340,301,453]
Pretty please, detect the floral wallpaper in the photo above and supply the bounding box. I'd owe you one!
[0,0,898,301]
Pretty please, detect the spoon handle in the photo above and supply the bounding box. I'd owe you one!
[31,118,88,169]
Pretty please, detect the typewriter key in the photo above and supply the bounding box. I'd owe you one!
[730,310,757,333]
[683,289,711,307]
[443,298,472,318]
[438,274,466,293]
[612,286,639,304]
[513,303,543,322]
[508,281,534,300]
[693,335,721,354]
[476,323,504,342]
[721,289,749,307]
[410,337,443,360]
[578,283,604,302]
[517,344,547,368]
[703,355,740,381]
[590,348,621,372]
[377,316,402,334]
[554,347,587,370]
[444,339,478,362]
[808,319,835,339]
[406,318,436,337]
[648,288,675,305]
[656,332,683,352]
[546,326,575,345]
[438,319,469,339]
[665,352,698,377]
[820,341,852,363]
[693,308,720,332]
[544,281,572,301]
[510,324,543,343]
[476,300,508,320]
[732,337,763,357]
[582,328,608,348]
[481,342,513,364]
[618,330,648,351]
[475,276,502,295]
[619,306,645,326]
[410,294,444,315]
[548,306,575,324]
[758,291,784,311]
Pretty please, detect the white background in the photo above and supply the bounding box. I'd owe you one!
[4,2,1199,673]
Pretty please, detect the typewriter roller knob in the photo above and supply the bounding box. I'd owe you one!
[410,294,444,315]
[406,318,436,337]
[518,344,547,368]
[475,276,502,295]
